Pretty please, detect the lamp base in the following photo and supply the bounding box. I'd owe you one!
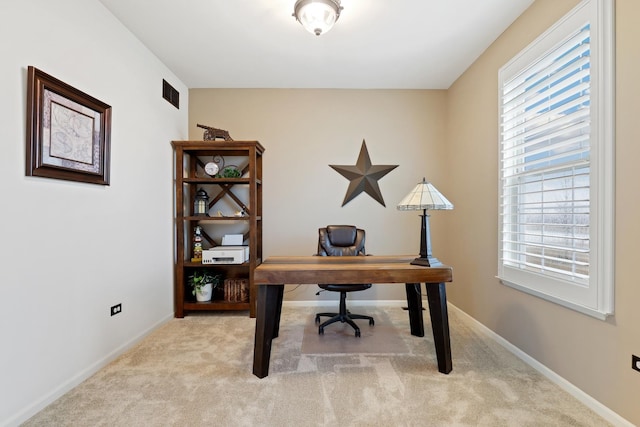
[410,256,443,267]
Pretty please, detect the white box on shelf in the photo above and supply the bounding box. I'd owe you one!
[222,234,244,245]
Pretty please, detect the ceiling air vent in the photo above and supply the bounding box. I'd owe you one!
[162,79,179,109]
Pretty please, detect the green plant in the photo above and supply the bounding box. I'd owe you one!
[187,270,222,295]
[217,166,241,178]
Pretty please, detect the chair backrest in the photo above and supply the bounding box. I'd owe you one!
[317,225,366,257]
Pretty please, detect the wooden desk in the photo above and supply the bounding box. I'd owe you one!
[252,256,454,378]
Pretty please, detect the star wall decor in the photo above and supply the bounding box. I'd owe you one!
[330,140,398,207]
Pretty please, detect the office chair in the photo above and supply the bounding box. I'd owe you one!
[315,225,375,337]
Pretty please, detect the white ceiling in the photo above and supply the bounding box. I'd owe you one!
[97,0,534,89]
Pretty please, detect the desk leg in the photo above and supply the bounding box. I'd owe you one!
[272,284,284,339]
[405,283,424,337]
[426,282,452,374]
[253,284,284,378]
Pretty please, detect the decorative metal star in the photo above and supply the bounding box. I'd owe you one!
[330,140,398,207]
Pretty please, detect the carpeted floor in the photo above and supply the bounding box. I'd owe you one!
[23,305,610,426]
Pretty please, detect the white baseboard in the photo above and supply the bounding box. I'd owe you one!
[4,312,174,427]
[447,303,633,427]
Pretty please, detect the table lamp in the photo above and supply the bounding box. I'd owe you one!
[397,178,453,266]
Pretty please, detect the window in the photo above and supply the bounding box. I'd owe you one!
[498,0,614,319]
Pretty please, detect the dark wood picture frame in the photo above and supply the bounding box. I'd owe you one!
[26,66,112,185]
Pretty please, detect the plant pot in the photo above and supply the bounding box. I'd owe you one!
[195,283,213,302]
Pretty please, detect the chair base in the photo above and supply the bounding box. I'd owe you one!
[315,311,374,337]
[315,291,374,337]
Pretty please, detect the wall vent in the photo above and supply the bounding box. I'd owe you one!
[162,79,179,109]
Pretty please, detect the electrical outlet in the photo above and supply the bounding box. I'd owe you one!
[110,303,122,316]
[633,355,640,373]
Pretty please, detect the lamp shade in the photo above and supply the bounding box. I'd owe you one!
[397,178,454,211]
[293,0,342,36]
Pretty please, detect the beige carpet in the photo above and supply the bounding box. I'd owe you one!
[301,309,408,354]
[23,306,610,426]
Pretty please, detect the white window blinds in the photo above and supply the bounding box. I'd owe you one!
[497,0,614,319]
[500,23,591,284]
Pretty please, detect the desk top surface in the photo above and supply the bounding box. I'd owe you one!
[254,256,452,285]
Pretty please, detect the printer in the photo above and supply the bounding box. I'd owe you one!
[202,246,249,264]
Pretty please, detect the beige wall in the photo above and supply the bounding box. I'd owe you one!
[189,89,449,302]
[188,1,638,423]
[444,0,639,424]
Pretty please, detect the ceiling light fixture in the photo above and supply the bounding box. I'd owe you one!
[293,0,343,36]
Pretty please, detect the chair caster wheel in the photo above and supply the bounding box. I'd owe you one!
[319,327,324,335]
[369,319,375,326]
[355,330,361,337]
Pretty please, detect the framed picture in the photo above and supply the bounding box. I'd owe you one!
[26,66,112,185]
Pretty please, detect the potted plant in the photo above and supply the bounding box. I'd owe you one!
[187,270,222,302]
